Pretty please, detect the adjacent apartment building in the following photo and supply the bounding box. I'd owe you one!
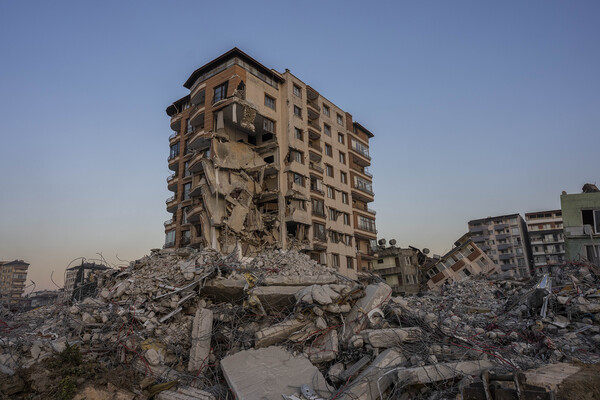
[0,260,29,309]
[164,48,376,277]
[468,214,533,278]
[561,187,600,265]
[525,210,565,268]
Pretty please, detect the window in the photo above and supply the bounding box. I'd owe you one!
[344,235,352,246]
[313,224,325,241]
[341,192,349,204]
[325,144,332,156]
[264,94,275,110]
[582,210,600,233]
[169,143,180,159]
[585,245,600,264]
[181,230,191,245]
[339,152,346,164]
[294,105,302,118]
[357,215,376,233]
[340,171,347,184]
[337,114,343,126]
[292,173,304,186]
[183,182,191,200]
[343,213,350,225]
[326,164,334,177]
[312,198,325,217]
[323,104,330,116]
[165,230,176,246]
[346,256,354,270]
[327,186,335,199]
[353,175,372,193]
[213,81,228,103]
[294,128,303,141]
[324,124,331,136]
[181,206,189,224]
[290,149,303,164]
[350,138,370,158]
[293,84,302,97]
[186,119,193,134]
[338,133,344,144]
[329,208,337,221]
[263,118,275,133]
[310,176,323,193]
[331,254,340,268]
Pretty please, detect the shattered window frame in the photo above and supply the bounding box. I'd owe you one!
[292,172,304,187]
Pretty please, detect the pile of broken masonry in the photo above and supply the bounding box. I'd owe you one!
[1,248,600,399]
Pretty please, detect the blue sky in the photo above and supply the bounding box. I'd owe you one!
[1,1,598,290]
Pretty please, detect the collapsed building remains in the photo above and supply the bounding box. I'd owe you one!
[164,48,377,277]
[1,247,600,399]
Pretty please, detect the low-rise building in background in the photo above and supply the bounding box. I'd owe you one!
[374,241,428,295]
[561,184,600,265]
[0,260,29,310]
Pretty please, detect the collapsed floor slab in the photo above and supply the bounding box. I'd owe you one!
[220,346,331,400]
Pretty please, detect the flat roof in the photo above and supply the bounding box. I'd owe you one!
[468,213,521,225]
[183,47,284,89]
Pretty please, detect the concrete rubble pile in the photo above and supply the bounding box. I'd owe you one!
[1,250,600,399]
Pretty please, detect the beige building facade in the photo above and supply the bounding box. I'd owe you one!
[374,247,422,295]
[164,48,376,277]
[0,260,29,309]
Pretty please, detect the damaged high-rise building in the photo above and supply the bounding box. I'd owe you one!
[164,48,377,277]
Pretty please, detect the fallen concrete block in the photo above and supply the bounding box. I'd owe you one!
[264,275,337,286]
[341,283,392,342]
[306,329,338,363]
[156,386,215,400]
[336,348,406,399]
[255,318,308,348]
[188,308,213,373]
[202,279,246,302]
[396,360,495,385]
[361,327,423,348]
[221,346,331,400]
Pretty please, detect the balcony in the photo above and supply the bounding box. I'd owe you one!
[170,114,182,132]
[494,224,508,230]
[188,130,210,151]
[189,107,205,128]
[166,196,178,213]
[307,102,320,121]
[169,132,178,144]
[167,174,177,191]
[469,225,486,233]
[499,253,514,261]
[308,120,321,132]
[164,218,174,227]
[187,203,203,222]
[168,153,179,171]
[471,235,485,243]
[497,243,513,250]
[308,140,322,153]
[309,161,324,174]
[353,180,374,196]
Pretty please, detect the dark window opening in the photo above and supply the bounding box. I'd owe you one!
[213,81,228,103]
[264,155,274,163]
[262,133,274,142]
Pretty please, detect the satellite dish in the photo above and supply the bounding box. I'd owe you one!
[389,239,397,246]
[422,248,430,255]
[378,239,386,246]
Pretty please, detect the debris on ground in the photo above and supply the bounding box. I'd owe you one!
[1,248,599,399]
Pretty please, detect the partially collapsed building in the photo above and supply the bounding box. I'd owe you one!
[164,48,376,277]
[0,260,29,310]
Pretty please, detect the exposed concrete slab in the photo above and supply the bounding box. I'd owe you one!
[397,360,495,385]
[249,286,304,311]
[264,275,338,286]
[202,279,246,302]
[524,363,582,392]
[337,348,406,399]
[255,318,308,348]
[361,327,423,348]
[188,308,213,373]
[220,346,331,400]
[341,283,392,342]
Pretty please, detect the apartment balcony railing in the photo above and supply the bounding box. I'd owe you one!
[168,153,179,161]
[307,98,321,112]
[364,168,373,178]
[354,181,374,196]
[164,218,174,227]
[309,162,324,173]
[169,132,178,141]
[376,266,404,276]
[167,174,176,184]
[367,208,377,215]
[308,120,321,132]
[351,142,370,159]
[309,141,322,153]
[312,210,326,218]
[357,223,377,234]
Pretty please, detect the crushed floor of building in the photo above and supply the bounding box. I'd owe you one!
[1,248,600,399]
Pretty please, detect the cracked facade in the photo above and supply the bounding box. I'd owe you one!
[164,48,376,277]
[0,260,29,309]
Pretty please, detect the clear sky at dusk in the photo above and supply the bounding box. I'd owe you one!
[1,1,599,291]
